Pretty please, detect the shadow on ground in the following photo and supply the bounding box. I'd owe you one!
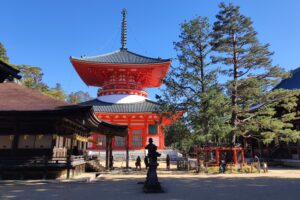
[0,176,299,200]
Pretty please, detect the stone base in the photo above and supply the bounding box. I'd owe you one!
[143,182,164,193]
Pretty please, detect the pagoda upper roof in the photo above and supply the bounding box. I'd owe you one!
[71,49,171,65]
[70,49,172,88]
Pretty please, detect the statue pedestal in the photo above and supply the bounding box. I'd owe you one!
[143,139,163,193]
[143,163,163,193]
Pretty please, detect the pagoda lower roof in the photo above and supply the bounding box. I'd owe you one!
[71,49,171,64]
[80,99,160,113]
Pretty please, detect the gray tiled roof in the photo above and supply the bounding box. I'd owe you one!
[274,67,300,90]
[71,49,171,64]
[79,99,161,113]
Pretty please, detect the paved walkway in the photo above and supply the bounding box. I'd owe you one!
[1,168,300,200]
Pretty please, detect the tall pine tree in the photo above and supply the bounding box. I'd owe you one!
[158,16,230,146]
[211,3,296,145]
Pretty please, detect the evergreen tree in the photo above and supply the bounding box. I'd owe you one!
[158,16,231,146]
[0,42,9,62]
[164,119,193,154]
[211,3,297,145]
[67,91,92,104]
[43,83,67,101]
[17,65,66,101]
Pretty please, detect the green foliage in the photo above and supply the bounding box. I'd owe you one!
[242,89,300,144]
[164,119,193,154]
[43,83,67,101]
[67,91,92,104]
[161,3,300,149]
[158,16,231,147]
[17,65,48,92]
[0,42,9,62]
[211,2,291,144]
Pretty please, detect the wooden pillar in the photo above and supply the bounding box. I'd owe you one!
[287,142,291,158]
[205,150,208,163]
[125,134,129,168]
[297,139,300,160]
[196,149,200,168]
[105,135,109,170]
[241,149,245,163]
[109,136,113,169]
[233,149,237,164]
[258,140,263,158]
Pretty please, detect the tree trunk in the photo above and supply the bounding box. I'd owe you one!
[231,32,238,145]
[297,139,300,160]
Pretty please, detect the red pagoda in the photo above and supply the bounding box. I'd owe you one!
[70,9,176,156]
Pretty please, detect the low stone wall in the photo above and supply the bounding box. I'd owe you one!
[0,163,86,180]
[88,149,181,161]
[274,159,300,168]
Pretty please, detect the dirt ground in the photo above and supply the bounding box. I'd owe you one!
[1,167,300,200]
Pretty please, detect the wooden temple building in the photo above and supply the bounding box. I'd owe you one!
[0,64,127,179]
[70,9,178,158]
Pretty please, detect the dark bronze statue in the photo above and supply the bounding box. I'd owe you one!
[144,138,163,193]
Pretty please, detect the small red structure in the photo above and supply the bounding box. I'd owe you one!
[194,147,245,166]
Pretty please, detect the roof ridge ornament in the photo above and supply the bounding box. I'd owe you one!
[121,9,128,50]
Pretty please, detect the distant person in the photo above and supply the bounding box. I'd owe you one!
[219,159,226,174]
[144,156,149,170]
[262,162,268,173]
[135,156,141,170]
[254,155,260,173]
[166,154,170,170]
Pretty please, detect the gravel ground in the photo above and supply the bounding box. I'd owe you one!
[1,168,300,200]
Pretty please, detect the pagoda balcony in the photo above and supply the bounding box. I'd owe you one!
[97,88,148,97]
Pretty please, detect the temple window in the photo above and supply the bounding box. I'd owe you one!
[132,136,143,147]
[119,74,126,83]
[129,75,135,83]
[148,125,158,135]
[0,135,13,149]
[114,136,125,147]
[35,135,52,149]
[18,135,35,148]
[97,135,106,147]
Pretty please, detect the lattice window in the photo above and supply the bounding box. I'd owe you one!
[0,135,13,149]
[129,75,135,83]
[132,136,143,147]
[97,135,106,147]
[115,136,125,147]
[119,74,126,83]
[148,125,158,134]
[109,75,116,84]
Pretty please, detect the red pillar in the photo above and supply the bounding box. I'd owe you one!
[216,148,220,165]
[233,149,237,164]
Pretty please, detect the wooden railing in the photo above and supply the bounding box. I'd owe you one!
[0,155,85,167]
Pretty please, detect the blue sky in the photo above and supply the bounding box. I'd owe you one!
[2,0,300,99]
